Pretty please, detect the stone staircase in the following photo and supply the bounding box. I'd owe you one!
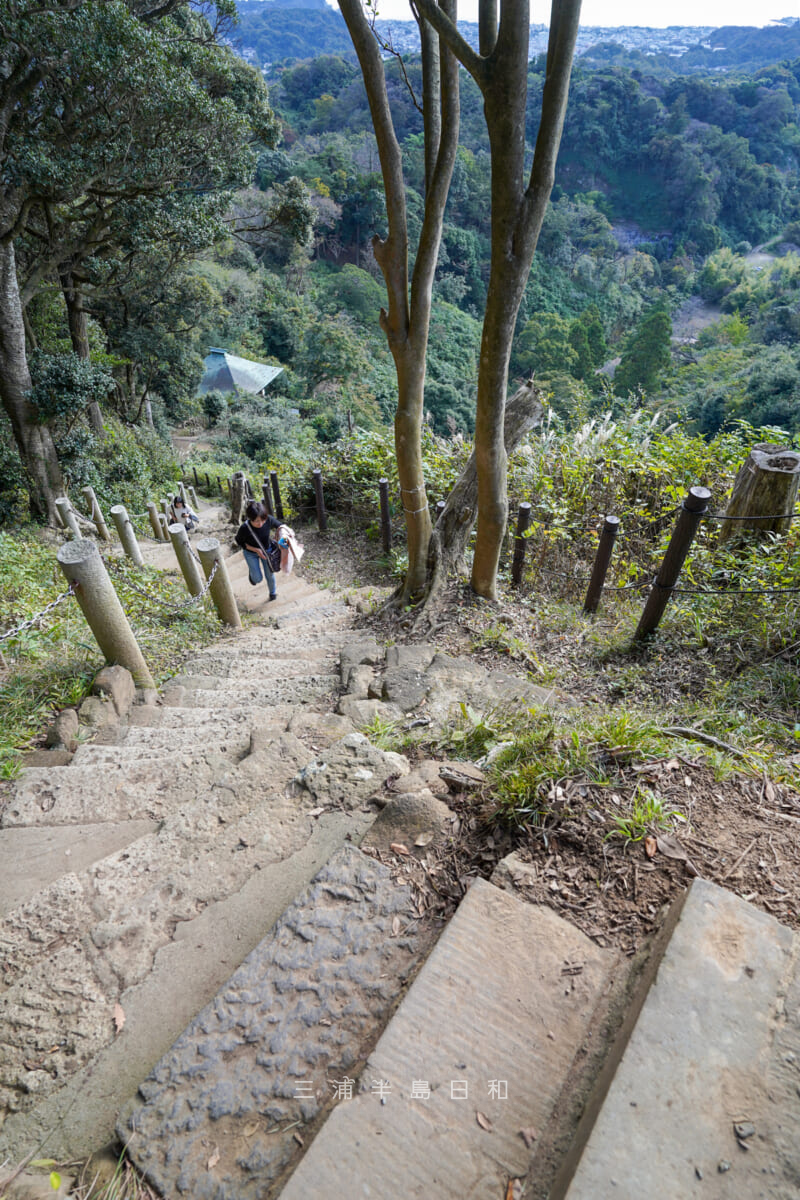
[1,509,799,1199]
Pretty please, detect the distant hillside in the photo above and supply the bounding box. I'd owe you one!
[231,6,800,75]
[233,0,353,65]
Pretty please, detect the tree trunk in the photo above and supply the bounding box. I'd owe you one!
[60,267,104,436]
[392,340,432,603]
[424,381,543,608]
[719,443,800,542]
[0,238,63,521]
[144,397,154,429]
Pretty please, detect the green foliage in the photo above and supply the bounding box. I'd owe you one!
[614,308,673,396]
[202,390,228,428]
[27,352,113,428]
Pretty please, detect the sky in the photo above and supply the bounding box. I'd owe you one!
[352,0,798,27]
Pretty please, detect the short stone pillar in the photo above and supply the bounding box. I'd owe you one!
[147,501,166,541]
[158,514,169,539]
[81,486,111,541]
[178,481,188,506]
[188,485,200,513]
[57,539,155,690]
[55,497,82,540]
[110,504,144,568]
[169,523,204,597]
[161,498,172,527]
[196,538,242,629]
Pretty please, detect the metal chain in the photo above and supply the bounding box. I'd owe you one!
[0,583,76,642]
[703,510,800,522]
[104,557,219,616]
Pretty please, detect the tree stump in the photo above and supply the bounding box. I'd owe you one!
[229,471,247,525]
[719,443,800,542]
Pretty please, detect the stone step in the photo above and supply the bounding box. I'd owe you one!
[556,878,800,1200]
[161,675,341,710]
[276,876,617,1199]
[176,655,340,682]
[118,844,437,1200]
[0,813,376,1169]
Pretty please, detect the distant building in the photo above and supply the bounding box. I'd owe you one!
[197,348,283,397]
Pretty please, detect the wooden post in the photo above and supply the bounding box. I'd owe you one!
[188,485,200,513]
[196,538,242,629]
[205,472,211,493]
[158,514,169,540]
[379,478,391,554]
[584,515,621,614]
[55,497,82,540]
[193,466,199,488]
[147,502,166,542]
[81,486,110,542]
[436,500,446,521]
[168,523,204,596]
[719,443,800,541]
[161,498,172,528]
[178,481,188,506]
[511,502,532,588]
[216,476,222,495]
[312,468,327,532]
[245,477,254,499]
[270,471,284,521]
[230,472,247,525]
[57,539,155,689]
[634,487,711,640]
[110,504,144,568]
[262,482,274,517]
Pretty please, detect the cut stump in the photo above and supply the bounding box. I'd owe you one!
[718,442,800,541]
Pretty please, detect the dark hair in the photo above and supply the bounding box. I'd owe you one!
[245,500,267,522]
[173,495,184,506]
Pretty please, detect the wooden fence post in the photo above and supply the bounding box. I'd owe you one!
[57,539,155,689]
[511,502,532,588]
[312,468,327,532]
[634,487,711,640]
[583,515,620,614]
[110,504,144,568]
[193,466,199,488]
[435,500,446,520]
[169,523,204,596]
[262,480,274,517]
[147,502,166,542]
[196,538,242,629]
[55,497,82,540]
[379,478,391,554]
[270,471,284,521]
[81,486,110,542]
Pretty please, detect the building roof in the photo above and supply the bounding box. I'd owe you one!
[198,348,283,396]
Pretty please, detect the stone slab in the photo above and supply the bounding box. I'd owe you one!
[279,878,617,1199]
[119,845,430,1200]
[0,819,156,916]
[562,879,800,1200]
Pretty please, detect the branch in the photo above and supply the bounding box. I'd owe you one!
[368,11,423,115]
[413,0,485,87]
[524,0,582,228]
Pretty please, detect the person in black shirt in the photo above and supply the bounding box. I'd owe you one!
[234,501,281,599]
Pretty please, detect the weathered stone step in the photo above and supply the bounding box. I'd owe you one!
[71,723,255,766]
[0,812,376,1168]
[118,844,436,1200]
[1,758,216,826]
[277,876,617,1199]
[123,705,355,749]
[555,878,800,1200]
[161,676,341,710]
[176,655,339,682]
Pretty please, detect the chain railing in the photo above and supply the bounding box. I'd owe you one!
[0,583,76,643]
[103,556,219,619]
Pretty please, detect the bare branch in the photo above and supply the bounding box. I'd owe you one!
[413,0,485,87]
[367,9,423,115]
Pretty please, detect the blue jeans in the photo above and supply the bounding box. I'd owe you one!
[243,548,276,594]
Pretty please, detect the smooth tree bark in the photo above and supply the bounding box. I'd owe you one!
[0,235,63,521]
[338,0,459,603]
[415,0,582,598]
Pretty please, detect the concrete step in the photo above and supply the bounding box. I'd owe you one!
[118,844,437,1200]
[556,878,800,1200]
[161,675,341,710]
[277,876,617,1199]
[0,813,376,1169]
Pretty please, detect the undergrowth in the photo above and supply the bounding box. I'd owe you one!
[0,530,221,777]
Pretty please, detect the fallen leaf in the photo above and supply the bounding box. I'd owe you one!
[414,832,434,847]
[518,1125,539,1148]
[50,1172,62,1191]
[391,915,401,937]
[644,836,657,859]
[664,758,681,771]
[476,1111,493,1131]
[293,1131,305,1147]
[113,1002,125,1033]
[765,780,777,803]
[655,834,688,861]
[389,842,410,856]
[207,1148,220,1171]
[308,807,325,818]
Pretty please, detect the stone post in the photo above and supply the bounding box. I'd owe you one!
[188,485,200,513]
[161,498,172,527]
[169,523,204,597]
[178,481,188,506]
[110,504,144,568]
[147,501,166,541]
[158,514,169,540]
[55,497,82,540]
[57,539,155,689]
[81,486,110,541]
[196,538,242,629]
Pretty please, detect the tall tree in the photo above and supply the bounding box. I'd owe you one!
[339,0,580,604]
[0,0,277,521]
[337,0,460,602]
